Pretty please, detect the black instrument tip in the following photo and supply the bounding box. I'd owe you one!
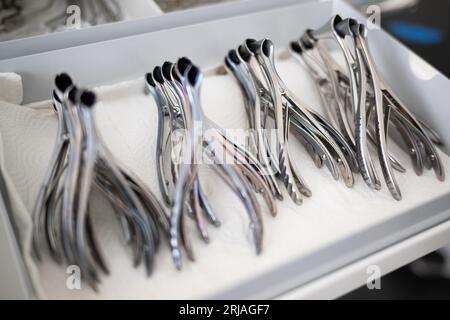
[290,41,302,54]
[145,72,156,87]
[80,90,96,107]
[55,73,73,92]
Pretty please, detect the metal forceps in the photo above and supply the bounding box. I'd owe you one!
[225,48,286,201]
[298,16,384,193]
[146,65,218,259]
[227,38,356,200]
[299,19,379,189]
[146,58,277,269]
[32,74,168,290]
[343,20,445,182]
[291,26,406,178]
[249,38,357,188]
[295,15,445,200]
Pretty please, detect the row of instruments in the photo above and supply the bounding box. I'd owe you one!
[31,15,444,290]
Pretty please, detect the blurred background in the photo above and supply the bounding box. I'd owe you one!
[1,0,449,299]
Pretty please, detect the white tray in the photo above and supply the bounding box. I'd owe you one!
[0,0,450,299]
